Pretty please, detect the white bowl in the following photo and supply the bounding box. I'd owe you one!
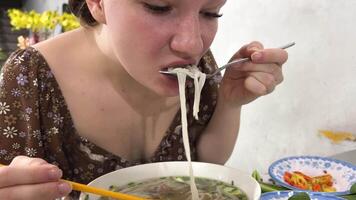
[79,161,261,200]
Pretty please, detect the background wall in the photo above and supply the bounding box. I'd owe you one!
[24,0,67,13]
[210,0,356,174]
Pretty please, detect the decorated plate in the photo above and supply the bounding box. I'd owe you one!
[268,156,356,195]
[260,191,344,200]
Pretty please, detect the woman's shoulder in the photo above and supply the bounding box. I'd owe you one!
[1,46,57,91]
[1,29,86,87]
[31,28,92,77]
[0,47,53,96]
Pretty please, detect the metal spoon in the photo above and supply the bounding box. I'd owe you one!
[159,42,295,79]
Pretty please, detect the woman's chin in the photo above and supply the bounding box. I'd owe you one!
[157,85,180,97]
[155,74,180,96]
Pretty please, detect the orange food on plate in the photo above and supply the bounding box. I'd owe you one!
[283,171,336,192]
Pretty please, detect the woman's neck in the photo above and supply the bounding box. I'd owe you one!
[83,26,180,116]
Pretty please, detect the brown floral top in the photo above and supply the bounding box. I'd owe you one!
[0,47,219,196]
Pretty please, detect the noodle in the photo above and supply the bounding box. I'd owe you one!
[96,66,249,200]
[171,65,207,200]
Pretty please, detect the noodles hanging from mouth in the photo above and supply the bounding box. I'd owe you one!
[96,66,251,200]
[171,66,206,120]
[170,65,207,200]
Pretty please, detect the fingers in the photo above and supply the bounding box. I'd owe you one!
[10,156,48,167]
[228,41,288,96]
[230,41,264,60]
[0,164,62,187]
[232,41,288,65]
[245,72,280,95]
[0,156,72,200]
[251,48,288,66]
[0,181,72,200]
[229,61,284,85]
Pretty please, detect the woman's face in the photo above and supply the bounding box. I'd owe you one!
[103,0,226,96]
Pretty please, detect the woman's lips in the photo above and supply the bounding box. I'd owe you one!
[160,71,177,82]
[160,65,188,72]
[160,71,193,85]
[161,59,197,71]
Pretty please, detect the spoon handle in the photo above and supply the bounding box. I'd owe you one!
[209,57,249,77]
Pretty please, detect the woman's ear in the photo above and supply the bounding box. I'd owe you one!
[86,0,106,24]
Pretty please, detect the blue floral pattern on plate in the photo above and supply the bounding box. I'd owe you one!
[268,156,356,195]
[260,191,345,200]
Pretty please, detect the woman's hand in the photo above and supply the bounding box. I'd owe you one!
[219,41,289,107]
[0,156,72,200]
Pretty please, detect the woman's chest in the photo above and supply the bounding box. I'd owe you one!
[63,85,180,161]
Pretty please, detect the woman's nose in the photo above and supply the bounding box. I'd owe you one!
[170,17,204,58]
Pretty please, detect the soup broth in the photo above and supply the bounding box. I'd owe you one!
[98,176,248,200]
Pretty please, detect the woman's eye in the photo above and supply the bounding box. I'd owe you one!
[143,3,171,14]
[202,12,223,19]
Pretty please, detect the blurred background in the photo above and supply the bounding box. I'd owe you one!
[0,0,355,174]
[0,0,78,65]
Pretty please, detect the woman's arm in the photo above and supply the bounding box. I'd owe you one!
[197,41,289,164]
[197,96,241,164]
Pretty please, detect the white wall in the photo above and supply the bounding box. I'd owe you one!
[24,0,67,13]
[210,0,356,174]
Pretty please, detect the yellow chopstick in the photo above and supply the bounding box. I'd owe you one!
[0,164,149,200]
[64,180,149,200]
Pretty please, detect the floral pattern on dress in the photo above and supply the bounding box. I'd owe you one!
[0,47,220,197]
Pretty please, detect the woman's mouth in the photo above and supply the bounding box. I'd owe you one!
[159,64,195,79]
[160,64,190,72]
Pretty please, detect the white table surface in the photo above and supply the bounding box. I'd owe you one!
[330,149,356,165]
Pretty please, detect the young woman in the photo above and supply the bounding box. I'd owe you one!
[0,0,288,199]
